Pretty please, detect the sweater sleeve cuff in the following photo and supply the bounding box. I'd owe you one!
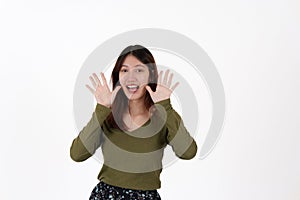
[95,103,111,125]
[96,103,111,113]
[155,98,172,111]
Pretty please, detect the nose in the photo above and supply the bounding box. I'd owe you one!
[126,70,137,80]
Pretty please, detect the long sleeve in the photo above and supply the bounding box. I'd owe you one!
[70,104,111,162]
[155,98,197,160]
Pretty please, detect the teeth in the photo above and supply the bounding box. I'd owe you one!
[127,85,139,89]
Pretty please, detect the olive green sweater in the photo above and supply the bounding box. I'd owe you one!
[70,98,197,190]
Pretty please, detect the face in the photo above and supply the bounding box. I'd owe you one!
[119,54,150,101]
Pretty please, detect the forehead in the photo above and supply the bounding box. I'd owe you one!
[121,55,146,68]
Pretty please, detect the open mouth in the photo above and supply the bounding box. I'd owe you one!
[126,85,139,93]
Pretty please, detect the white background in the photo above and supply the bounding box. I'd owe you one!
[1,0,300,199]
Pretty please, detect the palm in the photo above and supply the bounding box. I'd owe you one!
[146,69,179,103]
[86,72,121,108]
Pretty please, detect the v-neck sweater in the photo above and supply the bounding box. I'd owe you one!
[70,98,197,190]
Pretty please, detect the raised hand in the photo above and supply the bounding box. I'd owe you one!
[86,72,121,108]
[145,69,179,103]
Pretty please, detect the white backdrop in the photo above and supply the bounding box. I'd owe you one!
[1,0,300,199]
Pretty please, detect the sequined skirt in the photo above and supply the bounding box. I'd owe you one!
[89,181,161,200]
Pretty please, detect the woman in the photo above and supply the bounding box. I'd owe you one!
[70,45,197,200]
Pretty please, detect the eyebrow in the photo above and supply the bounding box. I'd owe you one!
[121,64,146,68]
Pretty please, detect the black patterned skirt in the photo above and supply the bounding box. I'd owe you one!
[89,181,161,200]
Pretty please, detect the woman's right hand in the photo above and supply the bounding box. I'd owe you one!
[85,72,121,108]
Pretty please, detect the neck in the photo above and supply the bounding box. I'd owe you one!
[128,98,148,116]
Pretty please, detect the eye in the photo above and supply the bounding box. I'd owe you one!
[120,69,128,72]
[136,69,144,72]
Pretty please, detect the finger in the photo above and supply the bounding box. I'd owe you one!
[100,72,108,87]
[145,85,153,95]
[170,82,180,91]
[89,76,97,88]
[157,70,163,85]
[167,73,174,88]
[113,85,122,93]
[163,69,170,85]
[111,86,121,102]
[85,84,95,94]
[92,73,102,86]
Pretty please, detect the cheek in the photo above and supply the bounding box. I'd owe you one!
[140,73,150,84]
[119,75,125,85]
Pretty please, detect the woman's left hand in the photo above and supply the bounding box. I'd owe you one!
[145,69,179,103]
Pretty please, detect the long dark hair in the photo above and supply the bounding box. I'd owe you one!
[106,45,158,130]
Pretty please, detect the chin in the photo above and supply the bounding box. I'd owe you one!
[124,90,146,101]
[125,94,144,101]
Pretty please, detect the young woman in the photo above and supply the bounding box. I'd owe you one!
[70,45,197,200]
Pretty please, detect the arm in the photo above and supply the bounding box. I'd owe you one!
[70,104,111,162]
[155,98,197,160]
